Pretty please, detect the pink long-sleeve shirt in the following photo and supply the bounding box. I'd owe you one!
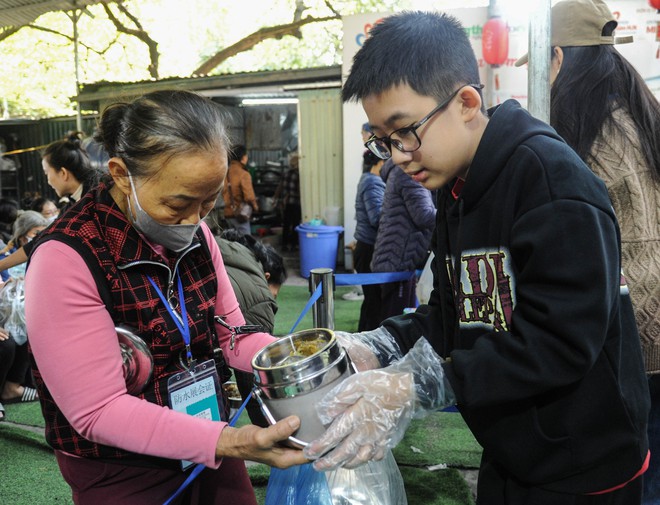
[25,223,274,468]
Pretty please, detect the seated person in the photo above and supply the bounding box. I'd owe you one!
[0,323,38,414]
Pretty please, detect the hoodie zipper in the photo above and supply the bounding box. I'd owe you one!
[449,199,465,340]
[439,193,465,354]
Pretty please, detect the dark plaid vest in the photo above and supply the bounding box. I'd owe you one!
[30,183,229,467]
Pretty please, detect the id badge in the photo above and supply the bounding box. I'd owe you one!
[168,359,223,470]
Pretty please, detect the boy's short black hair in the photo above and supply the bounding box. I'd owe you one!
[342,11,482,105]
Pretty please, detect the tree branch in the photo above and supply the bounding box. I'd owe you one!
[24,23,75,43]
[193,14,339,76]
[324,0,341,17]
[101,1,159,78]
[11,24,112,56]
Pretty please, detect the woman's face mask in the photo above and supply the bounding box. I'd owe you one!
[126,173,201,252]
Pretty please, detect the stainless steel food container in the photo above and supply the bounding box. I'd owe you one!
[116,326,153,395]
[251,328,353,448]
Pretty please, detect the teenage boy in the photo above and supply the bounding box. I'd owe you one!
[304,10,650,505]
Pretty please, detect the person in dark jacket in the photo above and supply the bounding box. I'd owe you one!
[216,229,287,428]
[516,2,660,502]
[273,153,301,252]
[370,156,435,323]
[303,11,650,505]
[353,150,385,331]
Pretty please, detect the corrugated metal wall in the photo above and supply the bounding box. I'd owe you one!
[0,121,43,203]
[297,88,343,225]
[40,116,98,145]
[0,115,98,204]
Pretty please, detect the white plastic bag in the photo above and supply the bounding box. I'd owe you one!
[0,276,27,345]
[326,450,407,505]
[265,452,407,505]
[416,252,435,305]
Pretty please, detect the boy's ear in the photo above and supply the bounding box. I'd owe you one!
[108,157,131,196]
[458,85,483,123]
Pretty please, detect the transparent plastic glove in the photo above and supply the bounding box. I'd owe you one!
[304,338,455,471]
[334,327,403,372]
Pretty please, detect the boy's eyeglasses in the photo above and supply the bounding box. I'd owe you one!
[365,83,484,160]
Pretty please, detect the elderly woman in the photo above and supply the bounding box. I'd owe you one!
[0,210,48,281]
[25,90,306,505]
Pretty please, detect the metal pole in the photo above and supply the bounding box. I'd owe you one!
[72,6,82,132]
[484,0,497,109]
[309,268,335,329]
[527,0,552,123]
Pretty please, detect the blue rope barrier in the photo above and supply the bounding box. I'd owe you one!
[289,282,323,333]
[334,271,414,286]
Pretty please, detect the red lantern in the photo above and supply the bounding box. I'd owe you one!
[650,0,660,10]
[482,17,509,66]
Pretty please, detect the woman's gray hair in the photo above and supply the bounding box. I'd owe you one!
[94,90,231,178]
[12,210,48,243]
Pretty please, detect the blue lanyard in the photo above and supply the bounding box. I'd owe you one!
[147,270,192,365]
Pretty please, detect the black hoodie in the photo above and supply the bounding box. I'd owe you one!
[383,100,649,494]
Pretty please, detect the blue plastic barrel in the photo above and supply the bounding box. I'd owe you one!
[295,224,344,278]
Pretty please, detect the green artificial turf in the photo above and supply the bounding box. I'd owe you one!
[247,463,271,504]
[400,467,476,505]
[394,411,483,469]
[0,425,72,504]
[2,400,45,427]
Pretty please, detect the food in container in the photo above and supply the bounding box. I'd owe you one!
[251,328,354,448]
[222,381,242,410]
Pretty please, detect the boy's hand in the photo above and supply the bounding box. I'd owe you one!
[305,338,456,471]
[304,369,415,470]
[334,327,404,371]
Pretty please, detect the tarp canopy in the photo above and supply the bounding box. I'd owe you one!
[0,0,104,29]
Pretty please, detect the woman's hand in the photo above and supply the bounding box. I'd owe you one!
[0,328,9,341]
[216,415,308,468]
